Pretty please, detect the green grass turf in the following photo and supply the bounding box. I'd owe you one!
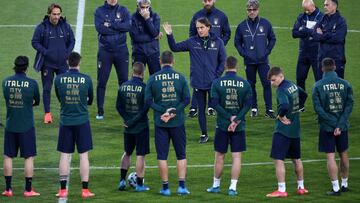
[0,0,359,202]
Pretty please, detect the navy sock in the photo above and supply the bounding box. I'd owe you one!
[120,169,128,181]
[82,181,89,189]
[136,177,143,186]
[179,179,185,188]
[162,181,169,190]
[5,176,12,191]
[25,177,32,192]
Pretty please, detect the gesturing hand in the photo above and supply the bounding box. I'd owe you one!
[163,22,173,35]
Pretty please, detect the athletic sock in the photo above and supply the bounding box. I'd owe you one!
[179,179,185,188]
[25,177,32,192]
[5,176,12,191]
[297,180,304,189]
[120,169,128,181]
[162,181,169,190]
[213,177,221,188]
[82,181,89,189]
[229,179,238,191]
[59,175,68,190]
[341,177,348,188]
[137,177,144,186]
[278,182,286,192]
[331,180,340,192]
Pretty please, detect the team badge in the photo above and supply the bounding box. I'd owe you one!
[98,61,102,69]
[211,41,215,48]
[116,12,121,19]
[43,69,48,77]
[259,26,264,33]
[214,18,219,25]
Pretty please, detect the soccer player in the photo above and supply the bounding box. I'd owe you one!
[54,52,95,198]
[2,56,40,197]
[292,0,323,111]
[207,56,252,196]
[188,0,231,117]
[234,0,276,118]
[312,0,347,79]
[130,0,162,75]
[116,62,150,192]
[266,67,308,198]
[94,0,131,119]
[145,51,191,196]
[163,17,226,144]
[312,58,353,195]
[32,3,75,124]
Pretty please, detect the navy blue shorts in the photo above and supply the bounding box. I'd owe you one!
[270,132,301,160]
[4,127,36,158]
[57,121,93,153]
[319,130,348,153]
[155,125,186,160]
[124,127,150,156]
[214,128,246,153]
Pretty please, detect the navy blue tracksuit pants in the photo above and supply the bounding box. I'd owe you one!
[132,52,160,75]
[41,66,67,113]
[296,55,320,108]
[97,47,129,112]
[245,63,272,111]
[194,89,210,135]
[190,90,212,110]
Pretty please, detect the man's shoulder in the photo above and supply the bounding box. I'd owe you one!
[260,17,272,25]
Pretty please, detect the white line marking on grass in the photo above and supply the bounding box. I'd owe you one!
[1,24,360,33]
[4,157,360,171]
[74,0,86,53]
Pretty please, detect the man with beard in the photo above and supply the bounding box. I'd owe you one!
[188,0,231,118]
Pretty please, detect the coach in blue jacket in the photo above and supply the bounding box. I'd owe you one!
[188,0,231,118]
[312,0,347,79]
[32,3,75,124]
[234,0,276,119]
[94,0,131,119]
[164,17,226,144]
[292,0,323,110]
[130,0,161,75]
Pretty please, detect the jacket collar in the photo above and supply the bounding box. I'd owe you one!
[323,71,338,78]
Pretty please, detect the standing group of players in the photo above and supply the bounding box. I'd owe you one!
[1,0,354,200]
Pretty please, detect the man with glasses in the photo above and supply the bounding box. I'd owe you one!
[312,0,347,79]
[234,0,276,119]
[292,0,323,112]
[188,0,231,118]
[130,0,162,75]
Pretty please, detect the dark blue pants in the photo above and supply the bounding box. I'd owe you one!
[41,67,67,113]
[245,64,272,110]
[296,55,320,108]
[132,52,160,75]
[97,47,129,111]
[190,90,212,109]
[194,89,210,135]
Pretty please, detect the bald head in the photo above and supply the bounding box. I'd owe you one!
[302,0,316,14]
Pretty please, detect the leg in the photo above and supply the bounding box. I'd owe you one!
[147,52,161,75]
[231,152,241,180]
[339,151,349,185]
[190,90,198,110]
[114,48,129,86]
[59,153,71,179]
[120,152,131,174]
[258,64,272,111]
[292,159,305,189]
[310,57,322,81]
[335,60,345,79]
[296,56,311,108]
[327,152,340,193]
[96,49,113,115]
[245,65,258,109]
[136,156,145,179]
[194,89,208,141]
[79,152,90,182]
[214,152,225,179]
[41,67,55,114]
[155,126,171,194]
[24,157,35,193]
[275,160,286,184]
[3,156,13,194]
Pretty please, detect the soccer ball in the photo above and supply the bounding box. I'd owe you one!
[127,172,137,188]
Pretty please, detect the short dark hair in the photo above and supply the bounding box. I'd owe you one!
[330,0,338,6]
[267,66,283,80]
[196,17,212,28]
[132,62,145,75]
[68,52,81,67]
[322,58,336,72]
[225,56,237,70]
[161,50,174,64]
[13,56,29,73]
[47,3,62,14]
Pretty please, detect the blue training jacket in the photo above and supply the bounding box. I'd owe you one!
[234,16,276,65]
[189,7,231,46]
[292,7,323,58]
[312,10,347,64]
[129,8,160,56]
[94,1,131,52]
[167,33,226,90]
[32,16,75,71]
